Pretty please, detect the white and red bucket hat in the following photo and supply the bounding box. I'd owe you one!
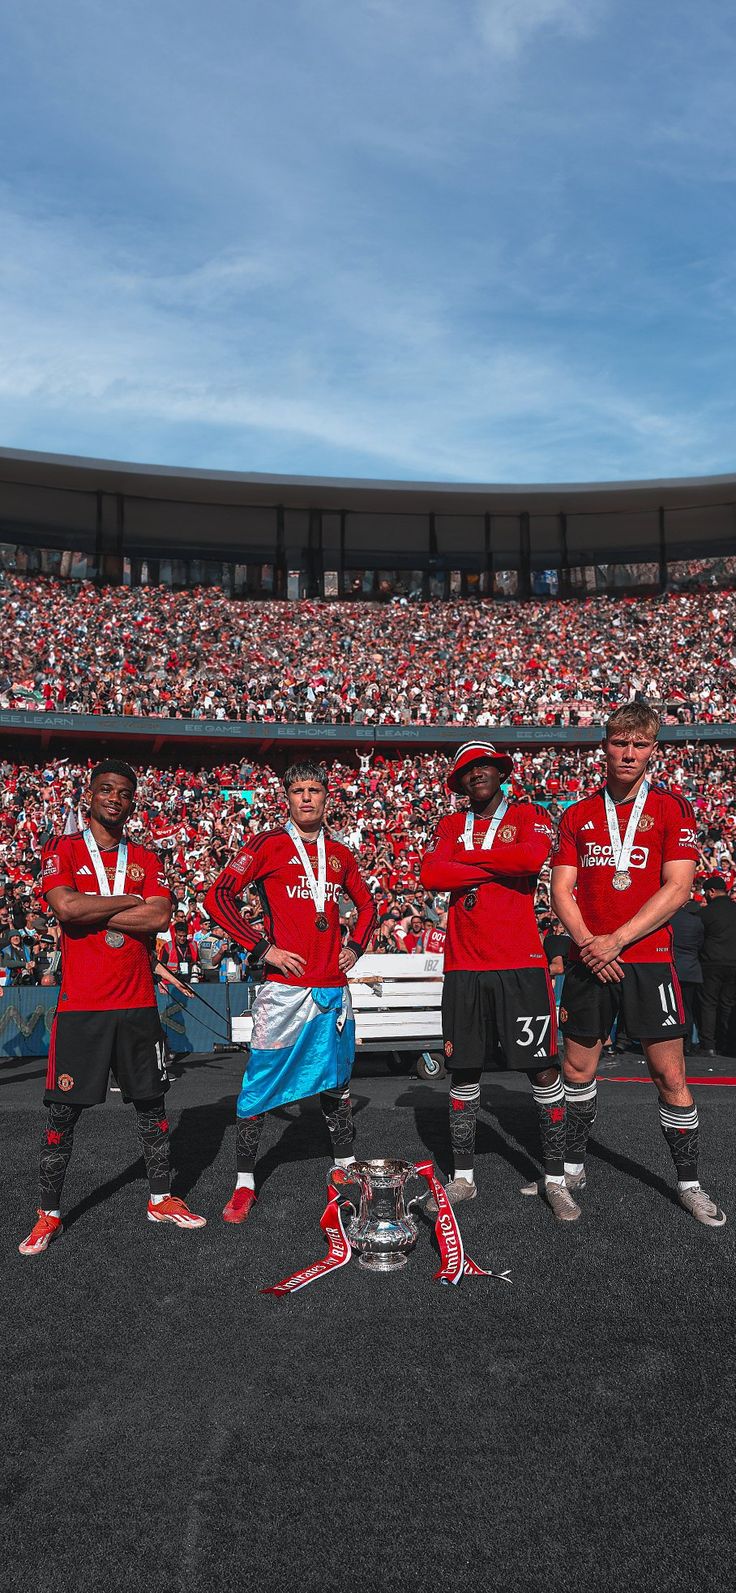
[446,740,513,794]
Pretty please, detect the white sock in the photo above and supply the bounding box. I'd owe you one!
[333,1155,356,1169]
[678,1179,700,1192]
[453,1167,474,1184]
[545,1174,566,1186]
[42,1208,61,1218]
[236,1171,255,1190]
[149,1191,168,1205]
[564,1161,584,1176]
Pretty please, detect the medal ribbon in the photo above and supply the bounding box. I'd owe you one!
[81,828,128,897]
[462,797,509,852]
[285,822,327,914]
[603,780,649,878]
[262,1163,511,1296]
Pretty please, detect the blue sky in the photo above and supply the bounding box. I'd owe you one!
[1,0,735,482]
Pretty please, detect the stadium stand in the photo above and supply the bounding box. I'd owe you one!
[1,573,736,723]
[3,742,735,983]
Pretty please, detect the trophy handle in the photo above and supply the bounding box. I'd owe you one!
[330,1164,363,1216]
[405,1165,428,1215]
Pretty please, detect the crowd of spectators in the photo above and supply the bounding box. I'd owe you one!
[2,742,735,984]
[3,574,736,724]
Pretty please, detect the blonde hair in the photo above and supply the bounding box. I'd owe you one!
[604,702,660,742]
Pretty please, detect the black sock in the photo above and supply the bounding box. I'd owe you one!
[529,1074,566,1178]
[135,1098,171,1196]
[449,1083,481,1173]
[564,1078,598,1165]
[39,1103,82,1211]
[658,1100,699,1183]
[320,1089,355,1158]
[236,1113,266,1173]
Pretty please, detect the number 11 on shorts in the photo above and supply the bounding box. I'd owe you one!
[658,981,679,1026]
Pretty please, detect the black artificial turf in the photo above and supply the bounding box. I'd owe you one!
[3,1058,736,1593]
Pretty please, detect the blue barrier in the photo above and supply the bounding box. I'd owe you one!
[0,984,237,1059]
[157,986,231,1055]
[0,987,57,1057]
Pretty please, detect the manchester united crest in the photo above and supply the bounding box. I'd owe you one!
[128,863,145,882]
[637,815,655,832]
[444,1040,454,1058]
[499,824,516,842]
[329,855,341,873]
[58,1074,74,1092]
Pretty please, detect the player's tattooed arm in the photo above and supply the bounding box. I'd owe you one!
[106,895,173,934]
[45,886,145,927]
[550,865,624,985]
[582,858,696,972]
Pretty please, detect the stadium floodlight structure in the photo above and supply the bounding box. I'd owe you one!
[0,445,735,599]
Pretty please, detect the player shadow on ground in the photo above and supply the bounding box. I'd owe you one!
[168,1092,371,1198]
[405,1082,540,1182]
[61,1159,148,1230]
[489,1087,682,1208]
[405,1079,682,1208]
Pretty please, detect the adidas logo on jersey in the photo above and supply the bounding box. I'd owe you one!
[580,820,596,832]
[77,866,93,876]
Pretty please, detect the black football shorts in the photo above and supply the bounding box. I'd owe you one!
[441,968,558,1072]
[559,961,687,1044]
[45,1006,169,1106]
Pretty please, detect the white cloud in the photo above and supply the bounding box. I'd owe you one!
[0,191,729,484]
[476,0,600,57]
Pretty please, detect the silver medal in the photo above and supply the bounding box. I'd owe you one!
[603,783,649,894]
[105,930,125,948]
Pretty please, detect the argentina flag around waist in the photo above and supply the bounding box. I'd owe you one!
[236,984,356,1117]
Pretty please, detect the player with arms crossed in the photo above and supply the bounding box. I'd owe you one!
[420,742,579,1221]
[204,761,376,1223]
[549,702,725,1225]
[19,760,206,1257]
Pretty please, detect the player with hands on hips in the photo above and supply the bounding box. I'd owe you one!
[205,760,376,1224]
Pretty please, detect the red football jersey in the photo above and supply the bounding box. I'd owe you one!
[41,833,171,1012]
[551,785,699,963]
[204,828,377,988]
[420,802,554,972]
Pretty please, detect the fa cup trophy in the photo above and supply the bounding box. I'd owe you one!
[335,1158,424,1272]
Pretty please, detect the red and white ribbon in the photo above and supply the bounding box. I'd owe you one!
[261,1185,352,1296]
[412,1161,511,1285]
[413,1159,466,1285]
[262,1162,511,1296]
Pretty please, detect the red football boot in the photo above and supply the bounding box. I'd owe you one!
[147,1195,207,1228]
[19,1210,63,1257]
[223,1186,258,1224]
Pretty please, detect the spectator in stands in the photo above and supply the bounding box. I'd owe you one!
[697,877,736,1056]
[3,571,736,725]
[195,926,228,983]
[3,743,736,984]
[671,895,705,1053]
[159,918,200,982]
[1,931,35,984]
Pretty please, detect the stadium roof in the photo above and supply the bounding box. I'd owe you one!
[1,444,734,574]
[1,444,736,512]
